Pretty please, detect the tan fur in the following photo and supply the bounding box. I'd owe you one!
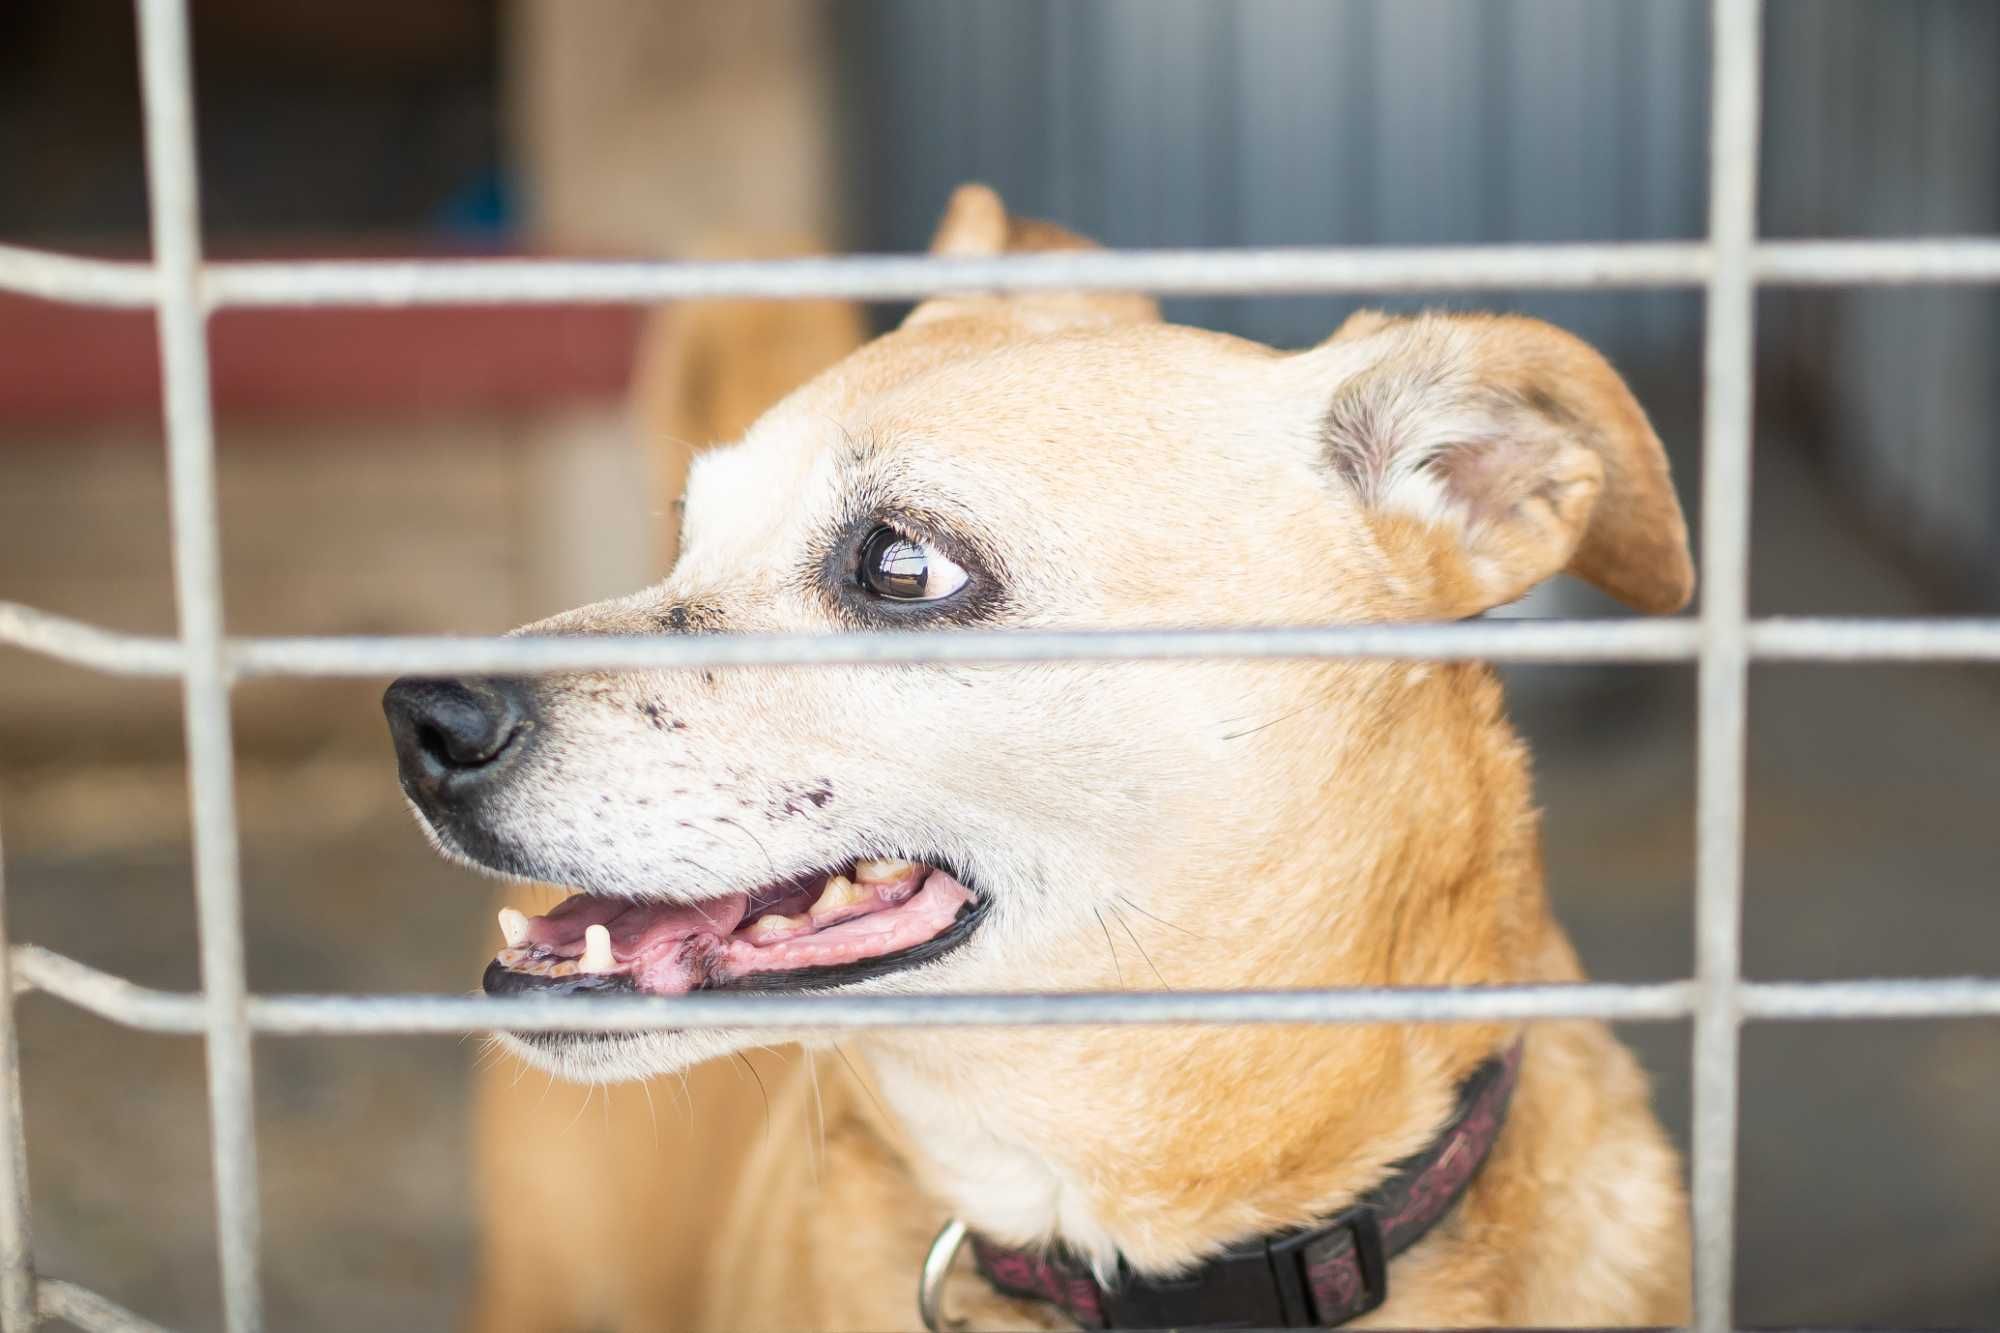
[461,188,1691,1331]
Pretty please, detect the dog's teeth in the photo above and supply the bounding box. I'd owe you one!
[854,858,916,884]
[809,874,866,921]
[745,913,809,942]
[580,924,616,974]
[497,908,530,948]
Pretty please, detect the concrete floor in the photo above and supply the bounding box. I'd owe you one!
[1,438,1996,1330]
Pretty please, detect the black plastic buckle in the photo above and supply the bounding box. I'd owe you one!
[1096,1204,1389,1329]
[1335,1203,1389,1319]
[1100,1241,1292,1329]
[1261,1204,1387,1326]
[1097,1220,1337,1329]
[1261,1224,1327,1327]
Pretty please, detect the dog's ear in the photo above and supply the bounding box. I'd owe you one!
[1306,311,1694,616]
[903,183,1160,331]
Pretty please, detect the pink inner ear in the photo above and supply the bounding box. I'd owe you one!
[1424,432,1574,531]
[1316,311,1693,614]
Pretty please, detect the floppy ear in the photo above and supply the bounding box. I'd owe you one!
[903,183,1160,331]
[1311,311,1694,616]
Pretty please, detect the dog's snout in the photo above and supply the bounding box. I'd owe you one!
[383,677,535,806]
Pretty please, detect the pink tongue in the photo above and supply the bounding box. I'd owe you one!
[501,869,975,996]
[522,893,751,958]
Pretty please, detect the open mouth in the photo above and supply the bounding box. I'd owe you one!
[482,858,981,998]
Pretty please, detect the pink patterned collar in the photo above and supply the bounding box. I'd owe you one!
[968,1041,1523,1329]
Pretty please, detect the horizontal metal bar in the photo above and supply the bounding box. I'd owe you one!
[14,945,2000,1035]
[1747,617,2000,661]
[206,243,1716,305]
[35,1278,173,1333]
[1753,237,2000,286]
[11,603,2000,679]
[1741,978,2000,1020]
[253,982,1706,1033]
[0,242,157,307]
[0,604,184,677]
[195,238,2000,304]
[13,947,204,1034]
[230,621,1707,676]
[8,951,1691,1032]
[5,238,1999,312]
[0,241,1708,309]
[0,603,1703,674]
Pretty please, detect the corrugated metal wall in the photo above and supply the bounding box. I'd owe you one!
[837,0,1998,604]
[840,2,1706,386]
[1762,0,2000,606]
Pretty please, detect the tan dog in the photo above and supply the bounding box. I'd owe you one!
[396,185,1693,1331]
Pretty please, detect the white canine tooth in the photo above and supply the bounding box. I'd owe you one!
[853,858,917,884]
[497,908,530,948]
[746,913,809,941]
[581,924,617,974]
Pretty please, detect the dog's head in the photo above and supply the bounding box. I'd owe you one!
[385,186,1692,1082]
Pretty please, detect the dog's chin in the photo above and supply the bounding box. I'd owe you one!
[495,1028,764,1082]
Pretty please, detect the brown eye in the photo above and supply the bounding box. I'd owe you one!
[858,526,969,602]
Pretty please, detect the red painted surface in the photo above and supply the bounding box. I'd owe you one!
[0,248,645,428]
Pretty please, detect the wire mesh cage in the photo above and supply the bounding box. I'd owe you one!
[0,1,1997,1330]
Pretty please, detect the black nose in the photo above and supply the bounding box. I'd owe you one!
[383,677,535,807]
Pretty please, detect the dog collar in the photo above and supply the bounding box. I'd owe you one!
[943,1040,1522,1330]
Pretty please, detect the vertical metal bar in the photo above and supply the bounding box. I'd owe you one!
[1694,2,1763,1331]
[132,2,262,1329]
[0,818,35,1332]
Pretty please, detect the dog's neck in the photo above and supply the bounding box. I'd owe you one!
[855,664,1570,1275]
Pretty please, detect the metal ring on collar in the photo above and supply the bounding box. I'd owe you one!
[918,1216,971,1332]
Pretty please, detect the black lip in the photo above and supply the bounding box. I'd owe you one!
[480,898,986,1001]
[480,964,636,998]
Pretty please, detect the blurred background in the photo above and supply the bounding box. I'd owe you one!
[0,1,1995,1328]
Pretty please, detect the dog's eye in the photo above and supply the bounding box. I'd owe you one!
[857,526,968,601]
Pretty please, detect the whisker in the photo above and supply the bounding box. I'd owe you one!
[1109,903,1172,990]
[734,1051,773,1146]
[832,1045,893,1128]
[470,1037,509,1075]
[715,814,781,883]
[639,1077,661,1149]
[1116,894,1209,941]
[672,1068,695,1125]
[559,1082,596,1138]
[1093,907,1126,987]
[806,1051,827,1188]
[1213,681,1342,743]
[671,851,738,924]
